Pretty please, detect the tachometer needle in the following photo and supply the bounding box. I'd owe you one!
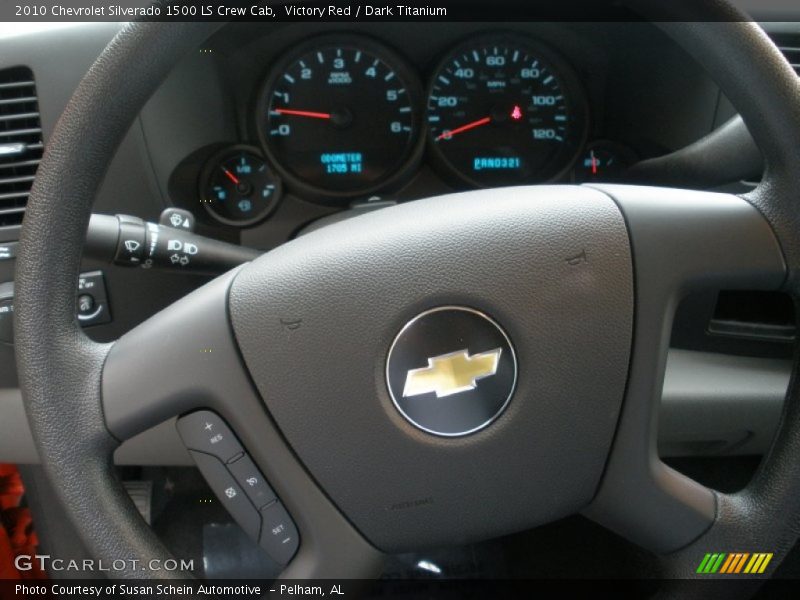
[436,116,491,141]
[221,167,240,185]
[274,108,332,120]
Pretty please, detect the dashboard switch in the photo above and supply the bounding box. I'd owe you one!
[177,411,243,463]
[159,208,195,232]
[189,450,261,541]
[77,294,95,315]
[114,215,146,266]
[76,271,111,327]
[228,454,276,508]
[85,213,261,275]
[0,272,110,344]
[259,501,299,566]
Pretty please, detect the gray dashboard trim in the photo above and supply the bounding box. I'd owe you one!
[659,349,788,457]
[0,349,788,465]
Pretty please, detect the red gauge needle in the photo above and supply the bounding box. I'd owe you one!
[274,108,332,120]
[436,116,491,141]
[590,150,598,175]
[221,167,240,185]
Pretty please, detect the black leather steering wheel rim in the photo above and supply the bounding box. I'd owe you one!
[13,3,800,590]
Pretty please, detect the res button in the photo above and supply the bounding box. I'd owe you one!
[177,411,243,463]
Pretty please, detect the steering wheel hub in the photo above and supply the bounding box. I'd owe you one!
[228,186,633,551]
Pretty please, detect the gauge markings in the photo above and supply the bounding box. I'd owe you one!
[426,37,585,186]
[202,148,282,226]
[261,39,421,196]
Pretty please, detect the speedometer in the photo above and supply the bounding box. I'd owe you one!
[427,35,587,187]
[257,35,423,199]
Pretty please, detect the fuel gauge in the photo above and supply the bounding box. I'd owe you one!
[201,146,282,226]
[572,141,637,183]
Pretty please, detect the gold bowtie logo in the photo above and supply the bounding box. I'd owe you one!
[403,348,502,398]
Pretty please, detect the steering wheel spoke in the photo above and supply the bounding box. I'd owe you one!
[100,269,383,578]
[102,270,240,442]
[584,185,786,554]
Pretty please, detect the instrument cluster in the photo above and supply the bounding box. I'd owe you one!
[198,31,638,225]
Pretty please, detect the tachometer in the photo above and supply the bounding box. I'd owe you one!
[427,35,588,187]
[257,36,423,199]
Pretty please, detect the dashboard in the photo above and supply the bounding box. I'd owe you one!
[247,31,586,205]
[159,22,725,239]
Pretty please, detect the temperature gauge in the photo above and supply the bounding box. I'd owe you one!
[201,146,282,226]
[572,141,637,183]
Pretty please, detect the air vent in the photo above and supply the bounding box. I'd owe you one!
[0,66,42,228]
[772,33,800,77]
[779,46,800,76]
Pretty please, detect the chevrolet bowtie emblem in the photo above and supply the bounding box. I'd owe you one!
[403,348,503,398]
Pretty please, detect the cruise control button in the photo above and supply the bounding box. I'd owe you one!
[177,411,243,463]
[228,454,277,508]
[189,451,261,541]
[259,501,299,566]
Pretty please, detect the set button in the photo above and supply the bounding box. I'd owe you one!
[260,501,299,566]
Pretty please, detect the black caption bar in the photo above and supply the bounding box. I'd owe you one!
[7,578,800,599]
[2,0,797,23]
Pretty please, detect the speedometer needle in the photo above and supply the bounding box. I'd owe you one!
[274,108,332,120]
[436,116,491,141]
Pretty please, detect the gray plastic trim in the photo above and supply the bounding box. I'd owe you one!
[659,350,789,458]
[0,348,789,466]
[584,185,787,554]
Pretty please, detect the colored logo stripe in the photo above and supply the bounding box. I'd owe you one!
[697,553,726,573]
[697,553,773,574]
[720,553,748,573]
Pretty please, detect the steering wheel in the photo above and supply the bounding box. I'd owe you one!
[13,1,800,593]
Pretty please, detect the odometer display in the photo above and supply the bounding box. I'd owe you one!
[427,36,587,187]
[258,36,423,198]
